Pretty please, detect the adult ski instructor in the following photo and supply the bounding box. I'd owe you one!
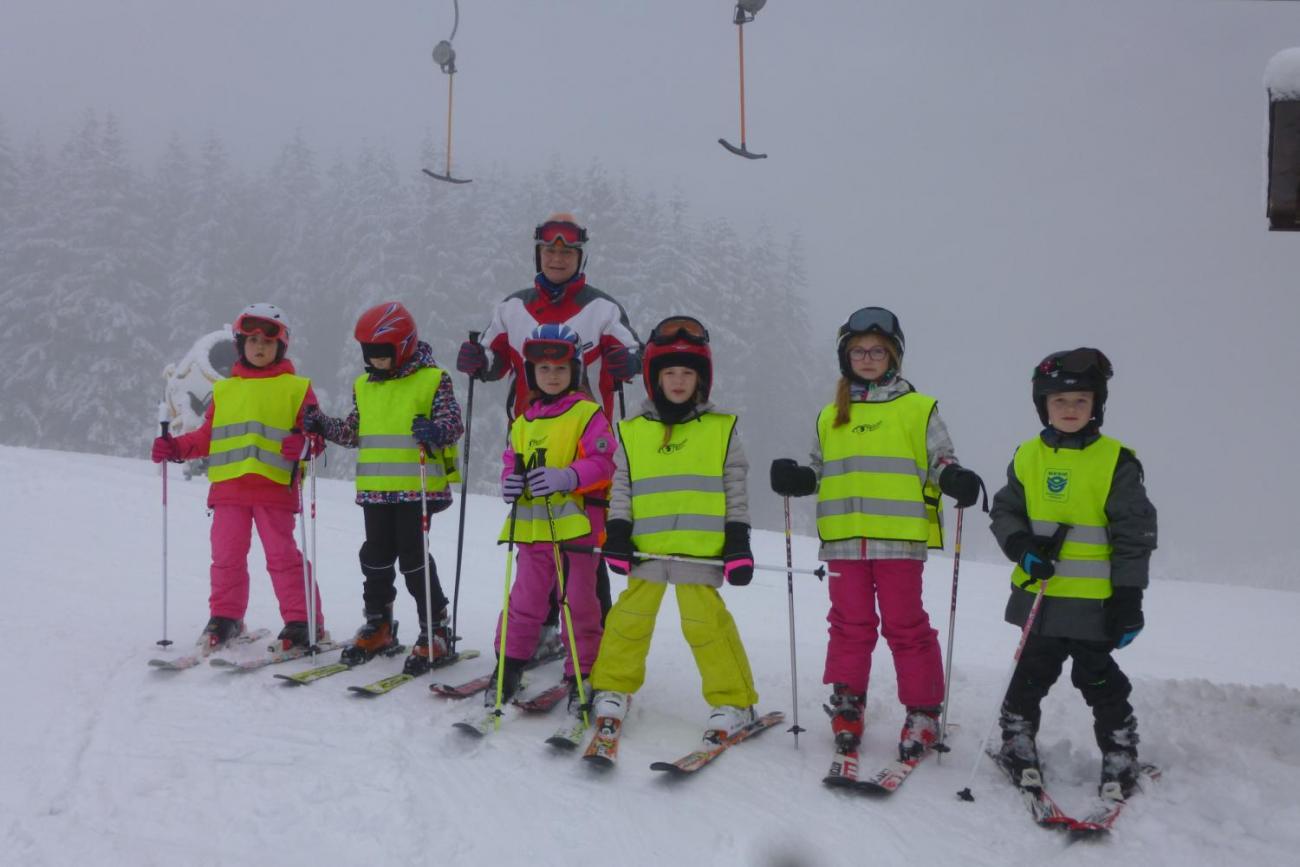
[457,212,643,626]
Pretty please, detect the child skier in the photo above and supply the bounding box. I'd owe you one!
[490,324,615,713]
[151,303,327,652]
[304,302,464,673]
[987,348,1156,799]
[769,306,983,760]
[588,315,761,743]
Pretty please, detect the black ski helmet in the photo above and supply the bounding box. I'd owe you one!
[1032,347,1114,427]
[836,306,905,379]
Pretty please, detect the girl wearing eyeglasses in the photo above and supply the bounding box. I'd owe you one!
[150,303,327,653]
[770,306,983,766]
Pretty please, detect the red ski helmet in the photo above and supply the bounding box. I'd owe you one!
[643,316,712,402]
[354,302,419,367]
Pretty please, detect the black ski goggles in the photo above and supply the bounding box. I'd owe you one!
[235,317,282,339]
[649,316,710,346]
[535,221,587,249]
[523,339,577,364]
[1038,348,1113,380]
[843,306,899,337]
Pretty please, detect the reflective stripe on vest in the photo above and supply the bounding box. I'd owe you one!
[498,399,601,544]
[1011,435,1125,600]
[355,367,460,494]
[815,394,943,548]
[208,374,311,485]
[620,412,736,558]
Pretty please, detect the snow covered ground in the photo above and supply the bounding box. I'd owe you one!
[3,445,1298,866]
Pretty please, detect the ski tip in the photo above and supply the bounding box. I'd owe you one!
[957,787,975,802]
[582,754,615,770]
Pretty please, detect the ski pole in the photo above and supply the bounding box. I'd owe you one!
[449,330,480,655]
[561,543,835,579]
[957,523,1072,802]
[782,494,806,747]
[936,507,965,762]
[293,431,313,654]
[536,448,590,729]
[417,424,437,663]
[157,402,173,649]
[493,452,526,729]
[307,438,319,653]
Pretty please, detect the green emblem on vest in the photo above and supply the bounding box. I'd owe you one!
[1045,469,1070,501]
[527,435,548,449]
[851,421,883,434]
[658,439,686,455]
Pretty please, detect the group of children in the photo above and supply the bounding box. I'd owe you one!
[152,298,1156,797]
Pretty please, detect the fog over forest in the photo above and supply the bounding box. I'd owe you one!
[2,1,1298,589]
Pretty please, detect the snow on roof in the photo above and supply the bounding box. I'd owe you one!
[1266,48,1300,99]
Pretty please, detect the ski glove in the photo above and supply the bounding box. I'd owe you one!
[411,416,449,449]
[280,432,307,462]
[526,466,577,498]
[602,519,635,576]
[722,522,754,586]
[603,344,639,382]
[151,436,180,463]
[456,340,488,378]
[1007,532,1056,584]
[1106,587,1145,649]
[501,473,526,503]
[302,408,329,436]
[939,464,983,509]
[770,458,818,498]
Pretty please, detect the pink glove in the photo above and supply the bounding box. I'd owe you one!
[280,432,307,461]
[151,436,179,463]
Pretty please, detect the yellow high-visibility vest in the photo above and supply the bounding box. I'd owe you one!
[499,399,601,543]
[355,367,460,494]
[816,395,943,548]
[619,412,736,558]
[208,374,311,485]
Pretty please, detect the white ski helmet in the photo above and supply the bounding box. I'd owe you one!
[232,303,291,348]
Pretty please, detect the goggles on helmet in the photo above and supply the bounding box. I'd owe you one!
[1038,348,1113,381]
[524,339,578,364]
[535,220,587,249]
[844,306,900,338]
[236,317,282,340]
[649,316,710,346]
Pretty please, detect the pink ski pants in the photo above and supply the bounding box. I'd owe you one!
[209,504,323,627]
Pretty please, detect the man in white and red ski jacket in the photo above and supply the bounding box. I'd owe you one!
[457,213,642,421]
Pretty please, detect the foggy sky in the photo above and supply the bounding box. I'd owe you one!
[3,0,1299,588]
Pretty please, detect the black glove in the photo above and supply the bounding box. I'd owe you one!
[722,522,754,586]
[1106,587,1145,649]
[302,405,330,436]
[939,464,983,509]
[770,458,817,498]
[1007,532,1056,584]
[603,344,639,382]
[602,519,635,576]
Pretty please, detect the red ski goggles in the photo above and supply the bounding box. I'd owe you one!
[1038,348,1113,380]
[534,220,588,249]
[649,316,709,346]
[523,339,578,364]
[235,316,282,339]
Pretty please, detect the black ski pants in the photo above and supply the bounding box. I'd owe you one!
[359,502,449,624]
[1002,633,1134,750]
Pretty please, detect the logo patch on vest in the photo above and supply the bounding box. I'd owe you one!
[658,439,687,455]
[852,421,883,434]
[1045,469,1070,501]
[527,436,548,449]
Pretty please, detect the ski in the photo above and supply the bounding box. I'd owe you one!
[582,716,623,768]
[347,649,480,697]
[1068,764,1161,840]
[429,647,566,699]
[822,748,862,788]
[513,680,570,714]
[986,752,1076,830]
[275,661,353,686]
[210,639,349,672]
[649,710,786,776]
[148,628,272,670]
[546,716,590,751]
[452,707,509,738]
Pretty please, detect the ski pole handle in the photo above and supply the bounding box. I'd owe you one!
[158,400,171,438]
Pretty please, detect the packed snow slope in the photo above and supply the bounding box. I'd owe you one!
[3,446,1298,867]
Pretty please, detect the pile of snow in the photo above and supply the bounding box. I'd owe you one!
[1266,48,1300,99]
[3,445,1298,866]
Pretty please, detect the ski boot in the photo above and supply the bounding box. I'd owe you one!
[199,616,244,653]
[898,706,941,760]
[402,610,452,676]
[273,621,328,652]
[823,683,866,751]
[994,709,1043,788]
[565,673,592,718]
[482,656,527,707]
[590,690,631,722]
[531,622,563,662]
[1098,715,1141,799]
[340,608,399,666]
[705,705,756,743]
